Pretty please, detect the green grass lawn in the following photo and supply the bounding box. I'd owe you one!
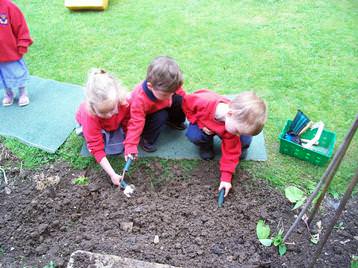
[2,0,357,196]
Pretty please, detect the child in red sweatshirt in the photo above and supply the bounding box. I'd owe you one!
[182,90,267,197]
[124,56,186,159]
[76,68,130,186]
[0,0,33,106]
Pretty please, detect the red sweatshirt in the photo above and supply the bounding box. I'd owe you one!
[124,80,185,155]
[182,89,242,183]
[76,102,130,163]
[0,0,33,62]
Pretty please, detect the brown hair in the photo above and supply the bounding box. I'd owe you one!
[229,91,268,136]
[146,56,183,93]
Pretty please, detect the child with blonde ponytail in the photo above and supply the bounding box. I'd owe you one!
[76,68,129,186]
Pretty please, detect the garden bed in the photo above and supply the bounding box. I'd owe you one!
[0,144,357,267]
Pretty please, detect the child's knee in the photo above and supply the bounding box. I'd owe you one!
[185,124,208,144]
[146,109,169,127]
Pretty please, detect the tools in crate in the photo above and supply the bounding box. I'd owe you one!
[284,110,324,149]
[279,110,336,166]
[119,157,135,197]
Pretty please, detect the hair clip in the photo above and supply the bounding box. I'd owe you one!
[93,69,106,75]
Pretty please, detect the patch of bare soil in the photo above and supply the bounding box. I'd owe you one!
[0,146,357,267]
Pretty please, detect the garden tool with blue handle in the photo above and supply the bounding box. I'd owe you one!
[120,157,136,197]
[218,188,225,208]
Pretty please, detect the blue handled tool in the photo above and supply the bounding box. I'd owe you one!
[123,157,132,172]
[120,179,128,189]
[218,188,225,207]
[120,157,135,197]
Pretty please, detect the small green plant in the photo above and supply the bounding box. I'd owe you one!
[72,176,90,186]
[43,261,56,268]
[334,221,344,230]
[256,219,272,246]
[285,186,307,210]
[310,233,319,244]
[272,229,287,256]
[351,255,358,268]
[0,245,5,256]
[256,219,287,256]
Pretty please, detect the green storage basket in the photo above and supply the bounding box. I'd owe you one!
[279,120,336,166]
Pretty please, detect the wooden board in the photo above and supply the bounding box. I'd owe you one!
[65,0,109,11]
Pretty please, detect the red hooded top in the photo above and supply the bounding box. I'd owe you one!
[0,0,33,62]
[182,89,242,183]
[124,80,185,155]
[76,102,130,163]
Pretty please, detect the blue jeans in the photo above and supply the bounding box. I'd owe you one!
[142,94,185,144]
[185,123,252,148]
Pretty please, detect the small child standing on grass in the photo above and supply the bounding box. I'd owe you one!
[0,0,33,106]
[182,89,267,197]
[124,56,186,160]
[76,69,130,186]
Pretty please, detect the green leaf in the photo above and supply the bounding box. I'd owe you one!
[285,186,305,203]
[256,220,270,240]
[72,176,90,186]
[259,239,273,247]
[292,197,306,210]
[273,237,282,246]
[278,244,287,256]
[310,234,319,244]
[273,231,283,246]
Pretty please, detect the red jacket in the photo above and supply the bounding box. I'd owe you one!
[0,0,33,62]
[76,102,130,163]
[182,89,242,183]
[124,81,185,155]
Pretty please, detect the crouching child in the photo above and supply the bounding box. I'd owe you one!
[76,68,129,186]
[182,89,268,197]
[124,56,186,160]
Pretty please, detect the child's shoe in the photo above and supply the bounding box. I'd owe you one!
[240,148,248,160]
[199,143,215,160]
[18,89,30,106]
[166,121,187,130]
[2,90,14,106]
[140,139,157,152]
[240,144,250,160]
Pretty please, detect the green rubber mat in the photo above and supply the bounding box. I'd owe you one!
[80,125,267,161]
[0,76,83,153]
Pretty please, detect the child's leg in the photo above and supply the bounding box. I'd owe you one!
[185,123,215,160]
[240,135,252,159]
[103,128,125,155]
[18,86,30,106]
[2,88,14,106]
[0,59,30,106]
[141,109,169,152]
[0,67,14,106]
[167,94,186,130]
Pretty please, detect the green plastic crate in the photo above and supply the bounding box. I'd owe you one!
[278,120,336,166]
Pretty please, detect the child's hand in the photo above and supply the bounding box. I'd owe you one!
[202,127,214,135]
[218,181,232,197]
[125,153,137,161]
[110,173,123,186]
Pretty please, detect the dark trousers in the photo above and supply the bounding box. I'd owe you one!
[142,94,185,144]
[185,123,252,148]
